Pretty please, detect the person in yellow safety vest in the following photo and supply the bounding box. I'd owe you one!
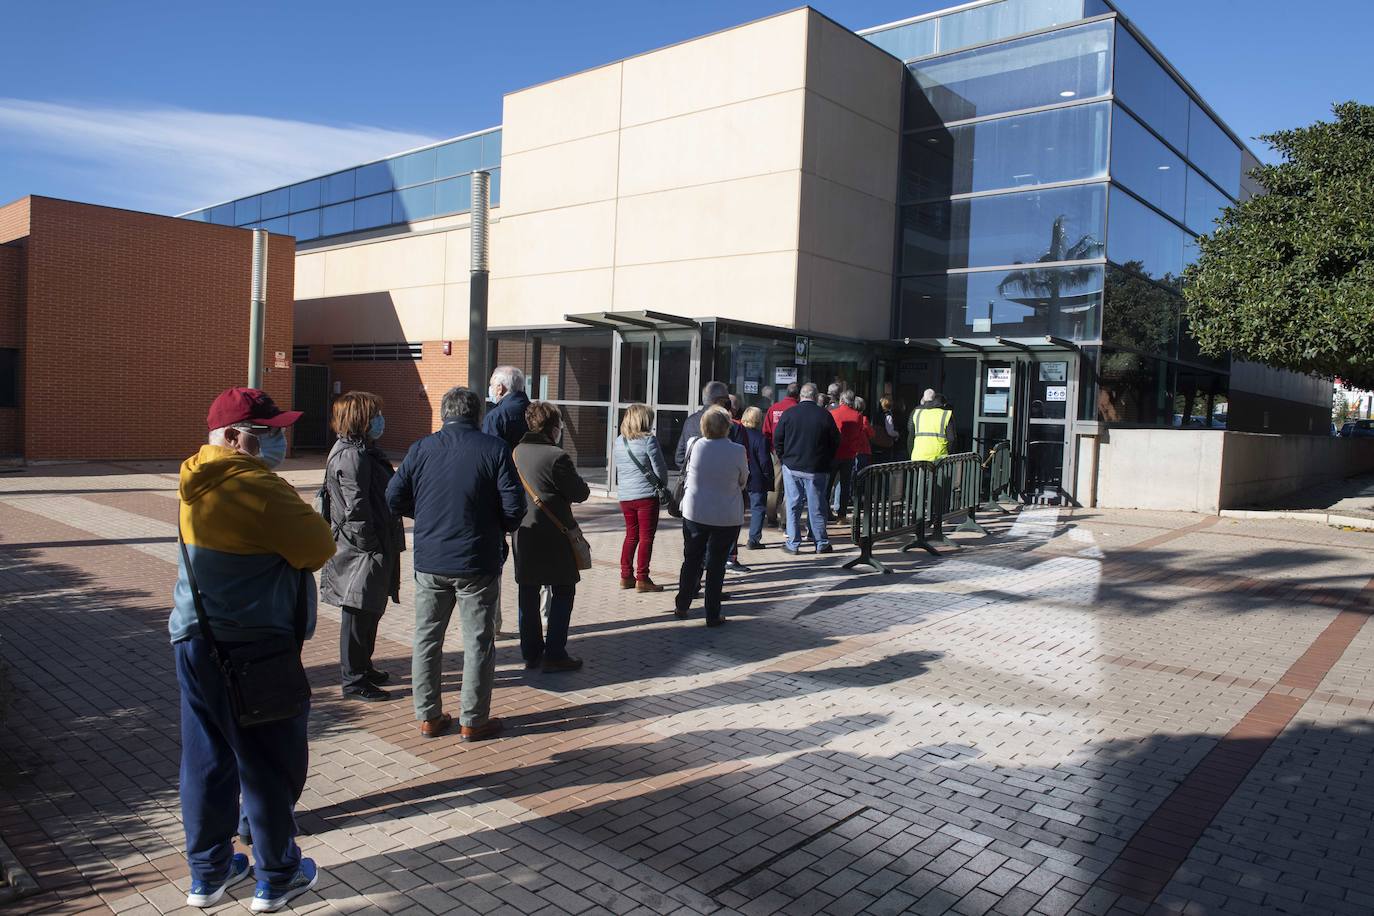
[909,388,955,461]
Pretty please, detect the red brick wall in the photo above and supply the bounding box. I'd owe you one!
[21,197,294,461]
[0,243,22,455]
[300,340,468,457]
[0,197,31,245]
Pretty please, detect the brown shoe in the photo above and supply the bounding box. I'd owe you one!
[542,655,584,673]
[620,577,635,590]
[460,718,504,742]
[419,713,452,739]
[636,578,664,593]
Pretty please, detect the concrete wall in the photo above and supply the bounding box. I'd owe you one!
[1093,427,1374,513]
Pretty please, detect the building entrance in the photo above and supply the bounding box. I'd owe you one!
[612,329,700,484]
[967,353,1077,504]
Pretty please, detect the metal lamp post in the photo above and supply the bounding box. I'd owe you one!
[247,229,268,388]
[467,171,491,393]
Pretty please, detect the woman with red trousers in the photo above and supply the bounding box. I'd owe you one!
[613,404,669,592]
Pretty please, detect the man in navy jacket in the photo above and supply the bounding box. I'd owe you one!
[481,366,531,449]
[773,382,840,555]
[387,387,524,742]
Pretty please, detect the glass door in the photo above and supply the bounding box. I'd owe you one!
[610,330,699,492]
[1022,357,1075,504]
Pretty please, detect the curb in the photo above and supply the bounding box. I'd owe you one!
[1219,509,1374,531]
[0,836,38,904]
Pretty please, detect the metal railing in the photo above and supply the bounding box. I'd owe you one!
[845,441,1013,573]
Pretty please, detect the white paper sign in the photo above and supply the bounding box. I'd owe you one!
[743,381,759,394]
[986,367,1012,389]
[1045,385,1068,402]
[983,392,1009,414]
[774,367,798,385]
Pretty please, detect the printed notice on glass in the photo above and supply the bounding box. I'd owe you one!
[743,381,759,395]
[1045,385,1068,402]
[1038,362,1067,382]
[983,392,1009,415]
[774,367,798,385]
[986,367,1012,389]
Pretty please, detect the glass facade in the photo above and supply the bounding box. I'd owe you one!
[865,0,1100,63]
[182,128,502,243]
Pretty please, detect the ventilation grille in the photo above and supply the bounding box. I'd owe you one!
[292,345,312,363]
[332,342,423,362]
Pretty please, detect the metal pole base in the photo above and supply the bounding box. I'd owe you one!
[956,513,990,536]
[843,551,890,574]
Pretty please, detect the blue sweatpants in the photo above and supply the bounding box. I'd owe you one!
[175,638,308,886]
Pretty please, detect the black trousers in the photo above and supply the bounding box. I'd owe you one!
[677,520,740,622]
[340,607,382,690]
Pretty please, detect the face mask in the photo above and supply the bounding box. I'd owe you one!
[256,430,287,469]
[489,386,502,403]
[368,414,385,441]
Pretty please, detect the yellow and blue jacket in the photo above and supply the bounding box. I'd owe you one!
[169,445,336,644]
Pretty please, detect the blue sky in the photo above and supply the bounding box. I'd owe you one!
[2,0,1369,215]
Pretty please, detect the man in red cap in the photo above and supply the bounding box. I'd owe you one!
[170,387,335,912]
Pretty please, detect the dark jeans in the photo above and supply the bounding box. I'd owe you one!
[519,582,574,662]
[829,459,855,517]
[747,491,767,545]
[618,497,660,580]
[677,519,740,621]
[176,638,307,887]
[339,607,382,691]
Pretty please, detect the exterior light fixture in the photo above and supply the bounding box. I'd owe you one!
[1157,165,1171,170]
[1059,90,1076,98]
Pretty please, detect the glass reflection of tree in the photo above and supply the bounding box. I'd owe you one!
[1102,262,1181,356]
[995,214,1103,337]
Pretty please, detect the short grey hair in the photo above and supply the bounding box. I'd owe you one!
[840,389,856,407]
[441,387,482,422]
[799,382,819,402]
[490,365,525,393]
[827,382,843,399]
[208,421,254,446]
[701,380,729,405]
[854,396,866,413]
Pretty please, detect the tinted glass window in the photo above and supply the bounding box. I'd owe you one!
[354,162,393,197]
[866,20,937,60]
[183,210,209,222]
[436,138,481,178]
[260,188,290,219]
[1110,106,1186,219]
[490,168,501,205]
[907,21,1111,128]
[904,101,1109,201]
[902,183,1106,274]
[1108,188,1185,284]
[1184,168,1231,235]
[435,174,472,215]
[323,170,355,205]
[321,202,353,236]
[1094,348,1172,425]
[261,216,290,235]
[288,210,320,242]
[354,193,393,230]
[1187,103,1241,197]
[1102,265,1180,358]
[288,179,320,213]
[234,196,260,226]
[1112,26,1188,150]
[209,204,235,226]
[938,0,1085,54]
[393,184,436,223]
[391,148,437,188]
[481,131,502,169]
[898,264,1103,340]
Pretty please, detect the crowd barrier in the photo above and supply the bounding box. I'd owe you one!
[844,441,1013,573]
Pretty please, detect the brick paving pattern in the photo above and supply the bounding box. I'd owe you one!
[1,458,1372,916]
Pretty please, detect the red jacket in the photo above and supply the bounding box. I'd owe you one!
[858,416,873,456]
[763,396,798,451]
[831,405,867,461]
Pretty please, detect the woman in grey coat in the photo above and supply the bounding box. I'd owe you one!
[319,391,405,701]
[613,403,669,592]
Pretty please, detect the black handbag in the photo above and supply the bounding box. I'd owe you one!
[623,436,681,518]
[178,524,312,728]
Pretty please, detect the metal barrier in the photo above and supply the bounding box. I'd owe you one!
[844,459,934,574]
[979,440,1014,513]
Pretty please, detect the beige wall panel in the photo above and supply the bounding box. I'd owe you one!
[440,281,473,341]
[796,252,891,341]
[320,232,447,296]
[502,63,622,155]
[804,12,904,128]
[799,175,897,275]
[352,284,445,344]
[619,10,809,127]
[617,91,806,198]
[294,252,325,300]
[615,171,801,266]
[500,132,621,216]
[490,268,614,328]
[441,226,473,279]
[802,93,900,203]
[293,297,341,345]
[612,252,798,327]
[491,201,617,278]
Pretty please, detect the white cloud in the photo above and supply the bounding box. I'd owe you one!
[0,98,441,215]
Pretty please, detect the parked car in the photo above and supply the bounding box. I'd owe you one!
[1339,419,1374,438]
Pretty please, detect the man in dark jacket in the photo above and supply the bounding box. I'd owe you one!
[675,380,731,467]
[387,386,524,742]
[773,382,840,555]
[482,365,531,448]
[763,382,799,528]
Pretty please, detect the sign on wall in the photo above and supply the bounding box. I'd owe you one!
[774,367,798,385]
[1039,362,1068,382]
[795,337,810,366]
[986,367,1012,389]
[1045,385,1068,403]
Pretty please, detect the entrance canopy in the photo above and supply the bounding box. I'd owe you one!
[564,310,699,331]
[897,335,1081,355]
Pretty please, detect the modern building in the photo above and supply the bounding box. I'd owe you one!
[0,196,294,462]
[181,0,1333,502]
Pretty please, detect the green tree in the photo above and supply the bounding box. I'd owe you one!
[1183,101,1374,388]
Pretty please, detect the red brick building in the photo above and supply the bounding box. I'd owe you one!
[0,196,295,462]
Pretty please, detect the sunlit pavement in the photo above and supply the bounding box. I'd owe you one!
[1,459,1372,916]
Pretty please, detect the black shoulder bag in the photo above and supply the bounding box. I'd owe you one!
[178,523,312,728]
[623,436,681,518]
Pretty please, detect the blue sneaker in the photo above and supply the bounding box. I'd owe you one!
[186,852,250,908]
[250,858,319,913]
